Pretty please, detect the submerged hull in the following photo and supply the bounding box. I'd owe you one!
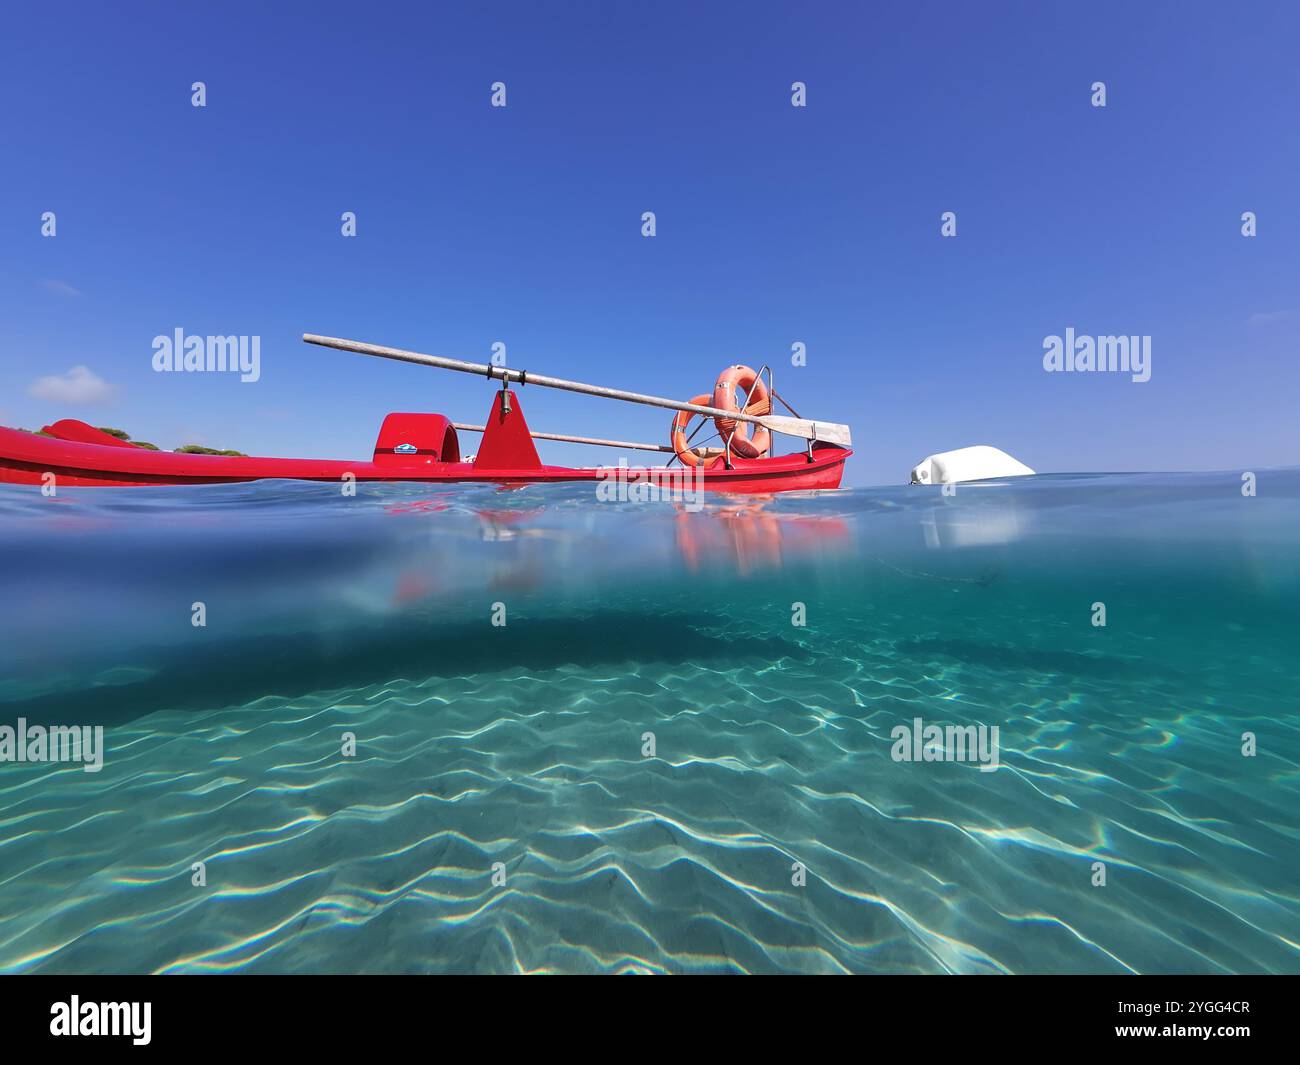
[0,423,849,493]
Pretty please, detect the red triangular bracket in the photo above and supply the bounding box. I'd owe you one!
[472,389,542,469]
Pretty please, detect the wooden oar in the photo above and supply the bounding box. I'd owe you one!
[302,333,852,447]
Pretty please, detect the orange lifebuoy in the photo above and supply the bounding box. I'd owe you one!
[671,394,718,467]
[712,365,771,459]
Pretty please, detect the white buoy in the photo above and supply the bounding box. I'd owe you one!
[910,446,1035,485]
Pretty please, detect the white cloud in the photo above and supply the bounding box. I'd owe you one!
[1247,309,1294,326]
[27,365,118,405]
[42,279,82,297]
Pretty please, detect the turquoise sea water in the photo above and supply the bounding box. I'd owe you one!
[0,472,1297,974]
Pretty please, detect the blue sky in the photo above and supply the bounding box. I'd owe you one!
[1,0,1297,486]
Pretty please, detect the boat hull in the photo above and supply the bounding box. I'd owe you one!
[0,425,849,493]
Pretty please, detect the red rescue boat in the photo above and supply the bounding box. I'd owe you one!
[0,334,852,492]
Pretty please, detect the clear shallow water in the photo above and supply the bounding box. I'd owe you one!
[0,471,1297,974]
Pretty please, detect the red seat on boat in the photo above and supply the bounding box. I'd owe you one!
[372,414,460,465]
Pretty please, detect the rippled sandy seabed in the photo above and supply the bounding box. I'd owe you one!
[0,472,1297,974]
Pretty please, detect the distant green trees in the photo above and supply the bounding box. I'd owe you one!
[173,444,248,457]
[99,427,247,455]
[96,427,160,450]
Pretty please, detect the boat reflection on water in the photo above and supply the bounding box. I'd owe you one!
[674,498,848,576]
[376,492,851,612]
